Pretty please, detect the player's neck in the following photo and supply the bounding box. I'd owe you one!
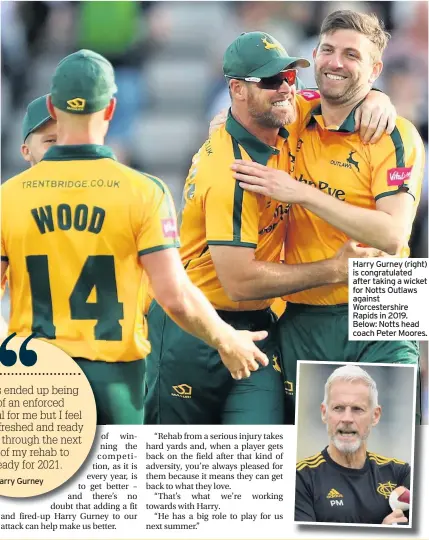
[56,125,106,146]
[231,107,279,147]
[319,90,368,128]
[327,443,367,469]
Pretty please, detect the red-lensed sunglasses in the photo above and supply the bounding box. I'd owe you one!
[243,69,298,90]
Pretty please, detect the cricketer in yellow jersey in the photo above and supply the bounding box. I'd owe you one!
[231,11,425,422]
[17,95,159,316]
[144,31,389,425]
[1,50,271,425]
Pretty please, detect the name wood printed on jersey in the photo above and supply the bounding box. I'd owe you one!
[31,204,105,234]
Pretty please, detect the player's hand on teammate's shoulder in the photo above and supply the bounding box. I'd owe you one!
[354,90,397,144]
[217,328,269,380]
[332,239,385,282]
[231,160,304,203]
[382,509,408,525]
[209,91,397,145]
[209,108,228,136]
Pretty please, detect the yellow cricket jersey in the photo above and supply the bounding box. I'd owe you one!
[1,144,179,361]
[285,99,425,305]
[179,111,292,311]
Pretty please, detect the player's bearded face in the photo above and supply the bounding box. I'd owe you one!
[325,381,375,455]
[246,82,297,128]
[314,30,380,105]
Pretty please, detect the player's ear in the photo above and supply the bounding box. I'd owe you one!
[21,143,31,163]
[229,79,247,102]
[312,45,318,60]
[321,402,327,424]
[369,60,383,84]
[371,405,382,427]
[46,95,57,120]
[104,97,116,121]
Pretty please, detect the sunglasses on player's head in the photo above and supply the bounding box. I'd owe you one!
[229,69,298,90]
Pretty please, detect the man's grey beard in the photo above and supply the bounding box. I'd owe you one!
[246,89,296,128]
[331,435,363,454]
[328,424,371,455]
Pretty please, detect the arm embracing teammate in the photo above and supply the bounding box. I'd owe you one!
[144,31,382,426]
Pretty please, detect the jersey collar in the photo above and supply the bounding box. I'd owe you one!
[225,110,289,165]
[322,447,370,475]
[307,99,365,133]
[42,144,117,161]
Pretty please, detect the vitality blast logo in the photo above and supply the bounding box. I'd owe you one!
[298,90,320,101]
[161,218,177,238]
[387,167,412,186]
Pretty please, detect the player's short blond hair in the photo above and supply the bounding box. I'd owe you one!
[320,10,391,62]
[323,365,379,409]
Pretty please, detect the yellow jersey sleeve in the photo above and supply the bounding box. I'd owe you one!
[371,117,425,202]
[133,173,180,256]
[204,153,259,248]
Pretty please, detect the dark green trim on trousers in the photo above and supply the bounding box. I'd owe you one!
[74,358,145,425]
[144,301,284,425]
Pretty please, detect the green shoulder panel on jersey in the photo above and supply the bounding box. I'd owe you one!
[389,127,405,168]
[123,167,180,255]
[367,452,406,466]
[117,163,177,221]
[232,138,245,244]
[139,171,176,219]
[389,116,425,168]
[297,452,326,471]
[203,129,258,248]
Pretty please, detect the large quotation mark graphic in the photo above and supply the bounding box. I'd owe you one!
[0,333,38,367]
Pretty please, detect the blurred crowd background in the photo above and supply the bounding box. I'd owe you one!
[1,1,427,422]
[297,363,415,463]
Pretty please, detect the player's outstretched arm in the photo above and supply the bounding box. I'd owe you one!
[140,248,268,380]
[210,240,382,302]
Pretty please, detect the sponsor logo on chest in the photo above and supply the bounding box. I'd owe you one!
[330,151,360,172]
[327,488,344,506]
[296,174,346,200]
[377,481,397,499]
[258,203,290,235]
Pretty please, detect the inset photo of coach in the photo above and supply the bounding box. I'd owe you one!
[295,362,416,526]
